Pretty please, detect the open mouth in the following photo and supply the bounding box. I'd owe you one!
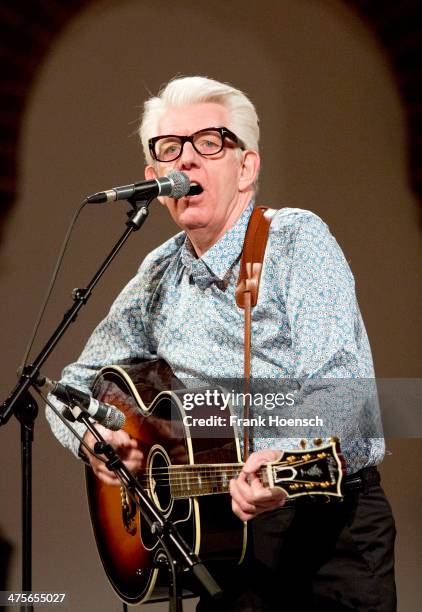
[188,181,204,196]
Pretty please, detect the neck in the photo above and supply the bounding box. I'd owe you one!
[187,193,252,257]
[168,463,271,498]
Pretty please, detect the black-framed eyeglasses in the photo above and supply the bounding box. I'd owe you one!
[148,126,244,163]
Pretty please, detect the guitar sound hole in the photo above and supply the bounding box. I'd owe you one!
[149,446,172,515]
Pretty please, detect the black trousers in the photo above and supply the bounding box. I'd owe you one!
[197,479,396,612]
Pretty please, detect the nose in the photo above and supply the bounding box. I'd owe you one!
[177,140,199,170]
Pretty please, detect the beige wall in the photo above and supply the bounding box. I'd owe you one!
[0,1,421,610]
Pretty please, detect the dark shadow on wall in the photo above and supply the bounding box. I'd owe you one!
[0,531,13,590]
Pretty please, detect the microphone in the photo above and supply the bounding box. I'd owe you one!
[39,376,125,431]
[86,170,193,203]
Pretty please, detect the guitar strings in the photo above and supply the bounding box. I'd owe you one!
[135,476,330,490]
[136,468,263,483]
[137,470,330,487]
[141,478,334,486]
[142,455,329,471]
[135,455,329,480]
[136,473,331,486]
[137,474,324,484]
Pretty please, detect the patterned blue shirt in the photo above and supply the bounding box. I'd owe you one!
[46,202,384,473]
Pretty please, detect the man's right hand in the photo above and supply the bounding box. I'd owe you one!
[81,425,144,486]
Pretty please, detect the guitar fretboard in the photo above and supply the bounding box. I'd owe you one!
[167,464,270,498]
[138,446,342,500]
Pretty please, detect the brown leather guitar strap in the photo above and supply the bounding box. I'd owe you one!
[236,206,276,460]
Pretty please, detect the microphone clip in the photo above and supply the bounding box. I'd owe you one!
[126,201,151,231]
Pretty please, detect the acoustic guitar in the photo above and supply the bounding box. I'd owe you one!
[85,359,344,605]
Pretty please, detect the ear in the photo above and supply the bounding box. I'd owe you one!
[145,164,157,180]
[238,150,260,192]
[145,164,167,205]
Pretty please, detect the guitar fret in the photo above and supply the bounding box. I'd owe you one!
[169,464,279,499]
[168,464,273,498]
[170,465,242,497]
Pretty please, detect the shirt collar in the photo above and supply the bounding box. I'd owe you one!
[180,200,254,289]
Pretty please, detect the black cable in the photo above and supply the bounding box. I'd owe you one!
[19,198,89,371]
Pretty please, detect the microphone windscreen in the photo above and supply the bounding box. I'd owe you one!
[167,171,190,199]
[104,406,126,431]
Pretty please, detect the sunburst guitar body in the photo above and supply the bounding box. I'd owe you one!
[85,360,344,605]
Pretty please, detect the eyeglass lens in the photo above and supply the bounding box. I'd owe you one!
[154,129,224,162]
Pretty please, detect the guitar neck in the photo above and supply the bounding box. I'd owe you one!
[168,463,268,498]
[165,444,342,500]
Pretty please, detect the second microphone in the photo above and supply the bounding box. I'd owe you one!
[40,377,125,431]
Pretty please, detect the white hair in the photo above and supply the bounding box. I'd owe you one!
[139,76,260,165]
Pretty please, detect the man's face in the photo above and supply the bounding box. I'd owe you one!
[145,102,259,246]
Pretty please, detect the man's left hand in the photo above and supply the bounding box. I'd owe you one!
[229,449,286,521]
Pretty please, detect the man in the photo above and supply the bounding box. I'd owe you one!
[47,76,396,610]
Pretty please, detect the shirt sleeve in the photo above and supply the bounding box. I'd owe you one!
[286,214,372,378]
[45,267,155,458]
[256,214,384,473]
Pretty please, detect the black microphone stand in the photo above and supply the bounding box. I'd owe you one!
[0,200,154,610]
